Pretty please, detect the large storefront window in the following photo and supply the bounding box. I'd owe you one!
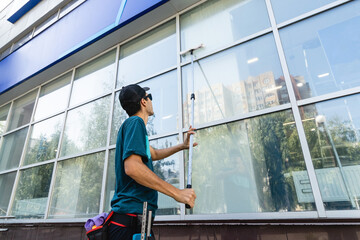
[182,33,289,127]
[11,164,54,219]
[180,0,270,61]
[117,20,176,87]
[301,94,360,210]
[60,96,111,157]
[188,110,316,214]
[70,50,116,107]
[280,1,360,100]
[1,0,360,223]
[49,152,105,219]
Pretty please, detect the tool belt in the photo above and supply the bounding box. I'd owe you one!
[110,212,140,232]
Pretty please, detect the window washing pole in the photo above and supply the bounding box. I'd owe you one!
[180,44,204,209]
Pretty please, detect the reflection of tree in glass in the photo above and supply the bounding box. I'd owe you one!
[25,126,61,165]
[50,152,104,218]
[80,97,111,151]
[146,115,157,136]
[13,164,53,218]
[248,111,315,212]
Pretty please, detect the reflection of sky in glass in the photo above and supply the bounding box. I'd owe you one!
[117,20,176,87]
[270,0,337,24]
[70,50,116,107]
[110,91,127,145]
[35,73,71,121]
[182,33,287,126]
[181,0,270,61]
[7,90,37,132]
[139,70,178,136]
[280,1,360,99]
[0,128,28,172]
[0,103,10,134]
[0,172,16,216]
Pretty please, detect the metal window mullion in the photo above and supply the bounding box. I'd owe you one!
[176,14,186,220]
[44,68,76,219]
[265,0,326,217]
[99,45,120,213]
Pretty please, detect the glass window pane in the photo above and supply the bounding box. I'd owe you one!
[70,50,116,107]
[280,1,360,100]
[23,114,63,166]
[270,0,337,24]
[180,0,270,61]
[150,135,180,215]
[49,152,105,218]
[7,90,37,131]
[139,70,178,136]
[34,73,71,121]
[104,149,115,212]
[0,127,28,172]
[110,91,127,145]
[182,34,289,127]
[60,96,111,157]
[11,164,53,219]
[0,103,11,134]
[117,20,176,87]
[0,172,16,216]
[301,94,360,210]
[188,110,316,214]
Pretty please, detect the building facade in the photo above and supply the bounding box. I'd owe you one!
[0,0,360,239]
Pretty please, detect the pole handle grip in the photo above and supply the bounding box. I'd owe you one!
[185,184,192,209]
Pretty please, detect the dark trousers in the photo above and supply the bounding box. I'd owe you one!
[108,212,155,240]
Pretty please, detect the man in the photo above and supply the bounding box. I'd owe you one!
[109,84,197,239]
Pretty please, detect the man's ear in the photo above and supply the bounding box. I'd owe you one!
[139,98,146,107]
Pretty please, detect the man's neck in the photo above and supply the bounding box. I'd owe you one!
[134,111,148,126]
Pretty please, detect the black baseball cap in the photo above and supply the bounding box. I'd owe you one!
[119,84,150,110]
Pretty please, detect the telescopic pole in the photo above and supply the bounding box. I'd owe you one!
[186,49,195,197]
[180,44,203,209]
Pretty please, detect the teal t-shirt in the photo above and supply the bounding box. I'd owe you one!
[111,116,158,215]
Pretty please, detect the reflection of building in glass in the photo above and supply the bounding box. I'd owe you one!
[185,71,283,125]
[276,75,312,101]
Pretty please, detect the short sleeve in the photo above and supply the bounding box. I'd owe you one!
[122,118,148,162]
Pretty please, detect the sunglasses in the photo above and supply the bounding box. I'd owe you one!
[143,93,152,101]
